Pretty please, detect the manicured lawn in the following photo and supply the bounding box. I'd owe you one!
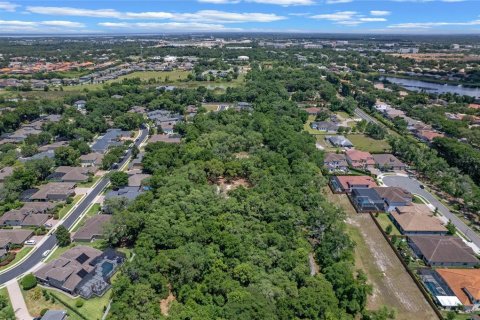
[0,247,33,270]
[76,176,100,188]
[71,204,101,232]
[45,244,73,263]
[345,134,391,153]
[375,213,401,236]
[412,195,426,204]
[22,286,110,320]
[58,195,84,219]
[117,70,190,82]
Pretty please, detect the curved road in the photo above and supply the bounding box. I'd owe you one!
[382,175,480,248]
[0,126,148,285]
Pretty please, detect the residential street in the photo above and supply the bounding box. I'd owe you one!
[382,175,480,248]
[0,126,149,286]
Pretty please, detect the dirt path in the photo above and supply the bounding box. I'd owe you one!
[325,189,438,320]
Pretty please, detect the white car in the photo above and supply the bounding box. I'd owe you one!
[24,240,36,245]
[42,250,51,257]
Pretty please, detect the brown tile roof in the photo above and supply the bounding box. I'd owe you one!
[436,269,480,306]
[373,187,412,204]
[335,175,377,191]
[30,182,76,201]
[0,167,14,182]
[372,154,405,168]
[54,166,96,182]
[128,173,151,187]
[410,235,478,265]
[345,149,375,166]
[391,204,447,233]
[0,211,49,227]
[72,215,111,241]
[148,134,181,144]
[324,153,347,164]
[417,130,444,142]
[0,229,33,245]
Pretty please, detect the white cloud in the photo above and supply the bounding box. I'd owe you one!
[0,1,19,12]
[388,20,480,28]
[370,10,391,16]
[325,0,353,4]
[25,6,285,23]
[311,11,357,21]
[41,20,86,28]
[360,17,387,22]
[0,20,37,26]
[98,21,241,32]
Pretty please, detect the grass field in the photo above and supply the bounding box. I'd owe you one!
[324,188,439,320]
[0,247,33,271]
[346,134,391,153]
[117,70,190,82]
[58,195,84,219]
[71,204,101,232]
[375,213,401,236]
[23,285,110,320]
[76,176,100,188]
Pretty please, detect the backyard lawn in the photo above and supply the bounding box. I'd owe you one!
[22,286,110,320]
[58,195,84,219]
[375,213,401,236]
[345,134,391,153]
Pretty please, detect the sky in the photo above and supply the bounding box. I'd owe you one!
[0,0,478,34]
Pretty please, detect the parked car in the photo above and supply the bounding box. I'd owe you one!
[419,184,425,189]
[42,250,51,257]
[25,240,36,245]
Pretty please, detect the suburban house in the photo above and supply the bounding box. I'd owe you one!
[129,152,145,170]
[91,129,130,154]
[416,130,445,143]
[323,153,348,172]
[38,141,68,153]
[330,175,377,194]
[72,215,112,242]
[48,166,96,183]
[327,135,353,148]
[310,121,338,133]
[73,100,86,109]
[408,235,478,267]
[147,134,181,144]
[34,246,125,299]
[159,122,176,134]
[41,310,68,320]
[29,182,76,202]
[80,152,104,167]
[0,211,49,227]
[350,188,386,213]
[373,187,412,211]
[128,173,151,188]
[304,107,322,115]
[19,150,55,163]
[0,229,33,248]
[0,166,13,183]
[345,149,375,169]
[419,269,463,310]
[389,204,447,235]
[372,154,406,171]
[105,186,144,202]
[435,269,480,312]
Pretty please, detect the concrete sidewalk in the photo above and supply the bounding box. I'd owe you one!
[6,280,32,320]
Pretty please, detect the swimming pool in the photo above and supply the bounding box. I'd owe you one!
[101,261,114,277]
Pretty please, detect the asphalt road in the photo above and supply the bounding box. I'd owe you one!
[0,127,149,285]
[382,175,480,248]
[354,108,380,125]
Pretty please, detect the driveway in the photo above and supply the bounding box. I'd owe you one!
[382,175,480,248]
[7,280,32,320]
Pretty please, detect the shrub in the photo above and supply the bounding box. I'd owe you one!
[75,300,84,308]
[21,274,37,290]
[66,196,73,205]
[40,308,49,316]
[386,224,393,235]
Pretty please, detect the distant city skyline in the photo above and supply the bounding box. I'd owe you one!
[0,0,478,34]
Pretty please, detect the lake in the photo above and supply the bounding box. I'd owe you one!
[381,76,480,99]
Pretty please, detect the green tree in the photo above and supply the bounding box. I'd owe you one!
[54,146,80,166]
[56,225,71,247]
[109,172,129,190]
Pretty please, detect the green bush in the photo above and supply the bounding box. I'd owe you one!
[21,274,37,290]
[40,308,49,316]
[386,224,393,235]
[75,299,84,308]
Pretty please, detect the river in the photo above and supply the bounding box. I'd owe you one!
[381,76,480,99]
